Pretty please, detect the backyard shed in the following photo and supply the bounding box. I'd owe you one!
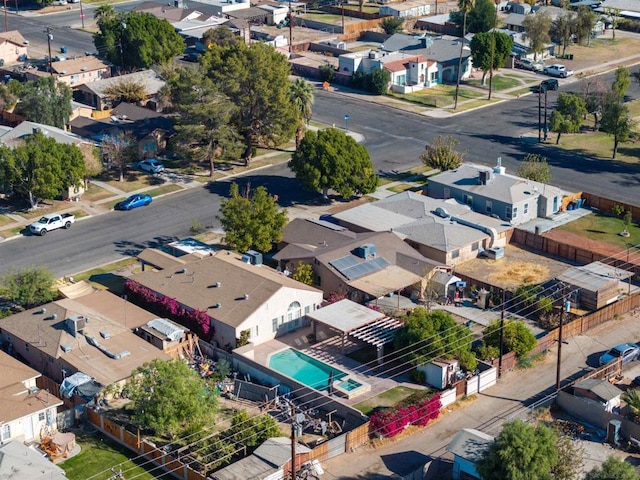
[447,428,494,480]
[555,261,633,310]
[573,378,623,412]
[418,359,460,389]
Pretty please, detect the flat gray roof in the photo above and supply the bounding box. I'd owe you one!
[307,299,384,333]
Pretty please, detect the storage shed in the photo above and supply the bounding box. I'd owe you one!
[573,378,623,413]
[555,261,633,310]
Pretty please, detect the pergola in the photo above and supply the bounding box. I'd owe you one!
[308,299,403,363]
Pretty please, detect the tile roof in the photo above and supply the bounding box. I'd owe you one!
[131,252,322,329]
[381,54,430,73]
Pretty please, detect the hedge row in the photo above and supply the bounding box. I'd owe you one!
[369,391,441,438]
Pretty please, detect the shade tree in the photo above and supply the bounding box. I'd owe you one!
[470,31,514,85]
[523,12,552,61]
[0,266,56,308]
[549,93,587,144]
[420,135,465,171]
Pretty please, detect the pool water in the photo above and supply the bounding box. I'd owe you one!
[336,378,362,391]
[269,348,347,391]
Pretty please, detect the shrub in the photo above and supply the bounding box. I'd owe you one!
[369,392,441,438]
[319,63,336,82]
[410,369,426,384]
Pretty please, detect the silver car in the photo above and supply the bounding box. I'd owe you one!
[516,58,543,72]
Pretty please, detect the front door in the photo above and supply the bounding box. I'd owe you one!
[24,417,34,440]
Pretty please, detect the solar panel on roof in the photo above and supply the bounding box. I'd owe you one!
[341,257,390,280]
[330,256,359,273]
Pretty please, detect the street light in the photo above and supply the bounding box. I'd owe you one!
[79,0,85,29]
[344,114,350,133]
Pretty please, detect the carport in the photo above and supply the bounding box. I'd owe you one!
[308,299,403,364]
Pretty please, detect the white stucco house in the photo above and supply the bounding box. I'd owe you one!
[380,1,431,18]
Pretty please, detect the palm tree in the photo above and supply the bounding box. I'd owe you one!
[289,78,315,148]
[94,4,116,22]
[622,388,640,421]
[453,0,475,110]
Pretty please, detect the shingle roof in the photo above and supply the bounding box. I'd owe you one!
[447,428,494,463]
[131,252,322,329]
[0,121,84,147]
[574,378,623,402]
[0,30,27,47]
[51,56,109,76]
[79,69,166,98]
[0,441,67,480]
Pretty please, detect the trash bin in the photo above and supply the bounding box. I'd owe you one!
[61,46,67,54]
[569,53,574,60]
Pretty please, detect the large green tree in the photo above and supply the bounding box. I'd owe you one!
[289,128,378,199]
[0,131,86,209]
[94,8,185,70]
[586,456,639,480]
[477,420,558,480]
[218,183,288,253]
[612,66,631,100]
[12,77,71,129]
[450,0,496,33]
[551,12,577,57]
[127,359,217,438]
[0,266,55,308]
[575,6,597,45]
[101,130,136,182]
[601,92,635,159]
[482,318,537,358]
[289,78,315,148]
[523,12,552,61]
[454,0,475,109]
[167,68,242,176]
[470,31,513,85]
[549,93,587,144]
[394,308,474,366]
[202,42,297,166]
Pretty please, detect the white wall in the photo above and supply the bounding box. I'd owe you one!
[2,405,58,443]
[237,286,323,346]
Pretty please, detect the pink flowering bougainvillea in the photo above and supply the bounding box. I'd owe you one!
[369,392,441,438]
[124,280,214,340]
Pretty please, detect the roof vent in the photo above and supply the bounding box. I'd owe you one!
[40,308,47,314]
[215,303,221,308]
[216,282,221,288]
[100,331,111,339]
[180,268,187,274]
[51,313,57,320]
[81,67,87,71]
[61,344,72,353]
[244,293,249,300]
[28,386,39,395]
[354,243,376,259]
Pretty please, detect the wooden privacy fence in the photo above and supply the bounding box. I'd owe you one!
[583,192,640,222]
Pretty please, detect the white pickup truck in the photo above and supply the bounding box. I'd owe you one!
[29,213,75,236]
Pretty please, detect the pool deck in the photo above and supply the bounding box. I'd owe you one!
[246,325,421,407]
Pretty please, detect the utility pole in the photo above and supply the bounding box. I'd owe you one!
[119,22,126,74]
[288,0,293,54]
[544,86,548,141]
[538,83,542,142]
[3,0,8,32]
[79,0,85,29]
[556,283,566,391]
[44,27,53,75]
[498,289,506,378]
[290,404,297,480]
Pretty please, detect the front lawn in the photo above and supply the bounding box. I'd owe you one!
[60,431,173,480]
[466,74,523,92]
[389,85,483,108]
[354,386,422,416]
[555,212,640,249]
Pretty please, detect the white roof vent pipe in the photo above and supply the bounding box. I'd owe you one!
[493,157,505,175]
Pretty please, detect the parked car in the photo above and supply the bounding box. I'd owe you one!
[534,78,559,92]
[115,194,153,211]
[138,159,165,174]
[51,0,67,5]
[29,213,75,236]
[543,64,574,78]
[599,343,640,366]
[515,58,543,72]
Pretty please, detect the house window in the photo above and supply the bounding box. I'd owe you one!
[506,206,512,219]
[397,74,406,86]
[463,194,473,207]
[452,249,460,259]
[486,200,492,213]
[24,342,29,352]
[472,242,479,251]
[513,207,518,218]
[39,412,45,422]
[287,302,302,322]
[524,203,529,215]
[304,305,310,314]
[1,423,10,441]
[255,325,259,337]
[430,71,437,82]
[272,318,278,332]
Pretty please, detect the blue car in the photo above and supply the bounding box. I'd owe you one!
[599,343,640,366]
[115,194,152,211]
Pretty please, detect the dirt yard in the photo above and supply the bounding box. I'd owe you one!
[455,244,574,290]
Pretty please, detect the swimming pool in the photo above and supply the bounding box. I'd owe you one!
[269,348,347,391]
[336,378,362,391]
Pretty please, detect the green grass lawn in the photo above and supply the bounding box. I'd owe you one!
[555,212,640,249]
[354,386,422,416]
[301,12,343,23]
[0,214,13,228]
[72,258,139,283]
[388,183,417,193]
[342,3,379,13]
[60,431,173,480]
[466,75,522,91]
[389,85,483,108]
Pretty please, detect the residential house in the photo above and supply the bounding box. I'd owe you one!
[129,251,323,349]
[274,219,438,302]
[414,13,460,35]
[554,261,634,310]
[0,351,63,444]
[133,1,201,21]
[0,30,28,65]
[74,69,166,110]
[381,34,473,84]
[0,121,86,148]
[501,29,555,60]
[381,54,437,92]
[379,1,431,18]
[447,428,494,480]
[174,17,230,49]
[331,191,511,266]
[573,378,623,412]
[426,162,565,226]
[69,102,174,159]
[0,441,67,479]
[0,289,171,387]
[25,57,109,87]
[596,0,640,21]
[507,1,532,14]
[503,12,528,32]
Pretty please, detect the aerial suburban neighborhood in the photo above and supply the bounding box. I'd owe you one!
[1,0,640,479]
